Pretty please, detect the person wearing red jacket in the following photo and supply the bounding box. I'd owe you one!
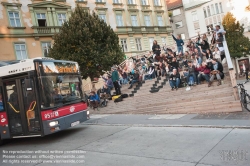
[195,62,210,84]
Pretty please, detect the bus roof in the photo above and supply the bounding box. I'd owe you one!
[0,57,75,77]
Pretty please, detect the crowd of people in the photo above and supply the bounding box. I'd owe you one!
[88,25,227,109]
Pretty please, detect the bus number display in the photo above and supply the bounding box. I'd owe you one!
[44,111,59,119]
[42,62,79,73]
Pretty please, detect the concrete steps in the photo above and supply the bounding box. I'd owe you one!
[90,66,242,115]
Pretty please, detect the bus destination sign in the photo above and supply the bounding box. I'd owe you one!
[42,62,79,73]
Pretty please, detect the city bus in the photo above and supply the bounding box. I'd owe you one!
[0,57,89,144]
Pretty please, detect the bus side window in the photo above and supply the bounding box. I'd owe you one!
[0,87,4,111]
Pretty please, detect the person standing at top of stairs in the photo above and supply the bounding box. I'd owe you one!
[111,67,121,95]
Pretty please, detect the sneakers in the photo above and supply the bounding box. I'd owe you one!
[171,87,174,91]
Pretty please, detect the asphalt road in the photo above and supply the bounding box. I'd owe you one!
[0,115,249,166]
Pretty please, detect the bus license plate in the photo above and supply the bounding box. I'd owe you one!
[71,121,80,127]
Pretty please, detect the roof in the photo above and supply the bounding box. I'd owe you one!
[166,0,183,10]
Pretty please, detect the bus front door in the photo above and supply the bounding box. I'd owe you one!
[4,77,42,137]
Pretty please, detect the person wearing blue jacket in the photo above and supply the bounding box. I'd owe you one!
[172,34,184,55]
[88,91,100,110]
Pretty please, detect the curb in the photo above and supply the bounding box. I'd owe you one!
[81,123,250,129]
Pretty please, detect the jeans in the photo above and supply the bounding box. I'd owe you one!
[130,80,138,87]
[161,69,166,77]
[122,78,128,84]
[177,46,183,54]
[210,73,222,82]
[197,57,202,65]
[186,73,197,83]
[144,73,155,80]
[169,78,180,88]
[198,73,210,84]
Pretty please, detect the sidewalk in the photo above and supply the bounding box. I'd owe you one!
[84,112,250,128]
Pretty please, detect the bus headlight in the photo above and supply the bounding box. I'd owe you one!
[87,111,89,115]
[49,121,58,127]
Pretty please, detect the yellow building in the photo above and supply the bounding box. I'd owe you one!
[0,0,173,61]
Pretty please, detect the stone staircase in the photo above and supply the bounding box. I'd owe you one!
[90,64,242,115]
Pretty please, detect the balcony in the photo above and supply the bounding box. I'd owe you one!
[32,26,61,35]
[141,5,151,12]
[127,4,138,11]
[153,5,164,12]
[116,26,173,34]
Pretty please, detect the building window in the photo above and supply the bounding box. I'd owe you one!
[175,21,183,28]
[116,14,123,26]
[131,15,138,26]
[42,42,51,57]
[96,0,105,2]
[172,9,181,16]
[36,13,47,27]
[135,38,142,51]
[157,15,163,26]
[203,7,207,18]
[148,37,154,49]
[207,6,211,17]
[215,3,219,14]
[193,22,200,30]
[121,39,128,52]
[219,2,223,13]
[181,34,185,40]
[154,0,161,6]
[113,0,120,3]
[58,13,66,26]
[144,15,151,26]
[8,12,21,27]
[191,11,198,21]
[99,14,106,23]
[211,4,215,15]
[128,0,135,4]
[15,44,28,60]
[141,0,148,5]
[161,37,166,45]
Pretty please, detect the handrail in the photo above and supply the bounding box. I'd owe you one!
[222,35,234,69]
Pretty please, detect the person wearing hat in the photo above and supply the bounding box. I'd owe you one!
[111,67,121,95]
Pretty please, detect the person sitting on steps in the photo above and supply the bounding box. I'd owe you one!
[88,91,100,110]
[128,70,139,89]
[169,69,180,91]
[208,58,224,87]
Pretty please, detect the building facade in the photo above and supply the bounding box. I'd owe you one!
[0,0,173,61]
[183,0,250,39]
[166,0,189,40]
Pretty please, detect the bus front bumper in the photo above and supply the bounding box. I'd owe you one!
[42,110,89,135]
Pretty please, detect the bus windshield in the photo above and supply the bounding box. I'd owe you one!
[39,74,82,109]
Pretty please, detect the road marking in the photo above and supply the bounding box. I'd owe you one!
[148,114,187,120]
[90,114,110,119]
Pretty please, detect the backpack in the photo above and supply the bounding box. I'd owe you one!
[121,94,128,98]
[114,96,123,103]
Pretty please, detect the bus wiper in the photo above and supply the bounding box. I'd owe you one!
[63,100,81,106]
